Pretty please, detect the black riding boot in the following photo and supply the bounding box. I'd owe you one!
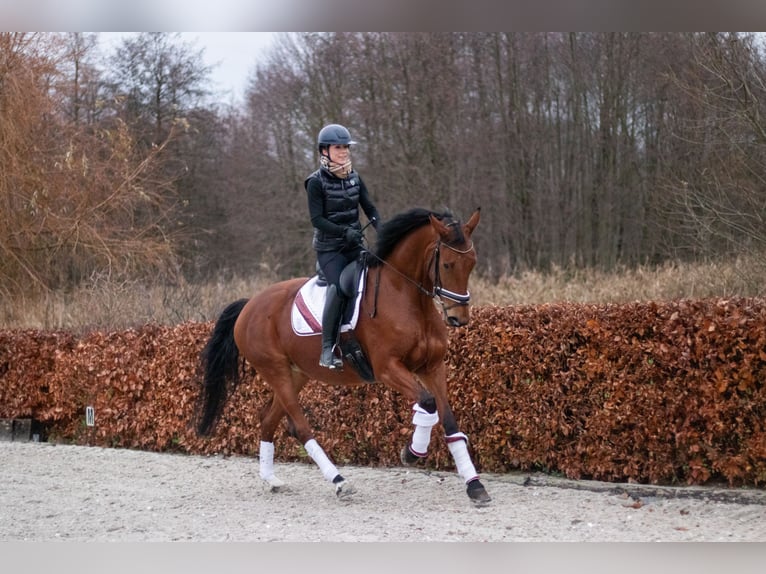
[319,284,344,369]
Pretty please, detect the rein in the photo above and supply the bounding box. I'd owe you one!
[364,239,475,319]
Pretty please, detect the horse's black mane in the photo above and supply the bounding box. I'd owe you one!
[368,208,463,266]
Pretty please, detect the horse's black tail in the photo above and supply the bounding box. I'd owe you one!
[195,298,249,437]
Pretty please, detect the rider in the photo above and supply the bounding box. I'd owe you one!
[305,123,381,369]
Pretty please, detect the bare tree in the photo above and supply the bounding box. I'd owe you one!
[663,33,766,277]
[55,33,105,126]
[106,33,211,147]
[212,32,766,283]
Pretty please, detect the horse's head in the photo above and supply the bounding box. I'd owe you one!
[429,208,481,327]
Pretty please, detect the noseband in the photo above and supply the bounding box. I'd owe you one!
[430,240,474,309]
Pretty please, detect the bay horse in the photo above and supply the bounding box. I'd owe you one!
[195,207,490,505]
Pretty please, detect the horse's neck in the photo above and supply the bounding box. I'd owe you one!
[383,227,435,293]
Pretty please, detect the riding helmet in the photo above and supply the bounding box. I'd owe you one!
[317,124,357,149]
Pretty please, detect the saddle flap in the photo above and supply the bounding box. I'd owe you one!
[291,269,367,336]
[339,259,363,298]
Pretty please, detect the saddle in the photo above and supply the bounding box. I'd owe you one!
[316,258,364,300]
[291,259,375,382]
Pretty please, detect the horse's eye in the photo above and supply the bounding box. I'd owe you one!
[443,262,453,270]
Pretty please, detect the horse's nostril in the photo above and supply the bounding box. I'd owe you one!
[447,316,461,327]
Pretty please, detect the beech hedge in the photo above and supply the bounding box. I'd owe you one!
[1,298,765,486]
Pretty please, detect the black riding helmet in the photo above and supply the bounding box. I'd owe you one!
[317,124,357,150]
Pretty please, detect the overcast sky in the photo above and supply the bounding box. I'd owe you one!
[180,32,276,101]
[99,32,277,103]
[4,1,766,37]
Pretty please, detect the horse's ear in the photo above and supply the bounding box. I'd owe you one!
[464,208,481,235]
[429,213,452,240]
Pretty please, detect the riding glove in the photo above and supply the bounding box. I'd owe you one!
[344,227,364,247]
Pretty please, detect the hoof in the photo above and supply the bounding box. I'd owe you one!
[466,478,491,506]
[400,446,424,466]
[335,479,357,500]
[262,475,286,493]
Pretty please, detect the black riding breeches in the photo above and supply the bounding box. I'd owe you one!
[317,248,359,287]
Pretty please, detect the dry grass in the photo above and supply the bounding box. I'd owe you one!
[0,271,278,332]
[2,257,765,331]
[471,257,766,307]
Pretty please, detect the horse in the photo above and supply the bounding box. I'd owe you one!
[194,207,490,505]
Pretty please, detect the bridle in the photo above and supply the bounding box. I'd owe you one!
[430,239,475,312]
[365,234,475,320]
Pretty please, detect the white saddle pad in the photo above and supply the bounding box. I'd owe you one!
[291,270,366,336]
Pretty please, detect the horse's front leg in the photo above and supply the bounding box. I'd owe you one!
[374,359,440,464]
[416,366,492,506]
[378,358,490,504]
[401,398,440,463]
[444,407,492,506]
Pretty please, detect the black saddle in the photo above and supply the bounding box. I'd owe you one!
[315,258,365,299]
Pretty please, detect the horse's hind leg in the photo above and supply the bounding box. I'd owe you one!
[257,397,288,491]
[257,366,313,491]
[261,365,356,499]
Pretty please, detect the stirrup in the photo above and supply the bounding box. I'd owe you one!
[319,345,342,369]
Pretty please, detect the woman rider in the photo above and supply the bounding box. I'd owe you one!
[304,123,381,369]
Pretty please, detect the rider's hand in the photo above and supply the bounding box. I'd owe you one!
[344,227,364,246]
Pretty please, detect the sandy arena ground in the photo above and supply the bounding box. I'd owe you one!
[1,441,765,542]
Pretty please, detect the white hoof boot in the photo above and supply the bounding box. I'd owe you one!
[334,479,357,500]
[262,475,286,492]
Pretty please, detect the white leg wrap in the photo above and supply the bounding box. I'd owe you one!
[304,438,340,482]
[410,403,439,457]
[411,426,433,457]
[259,441,285,488]
[259,441,276,480]
[446,433,479,483]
